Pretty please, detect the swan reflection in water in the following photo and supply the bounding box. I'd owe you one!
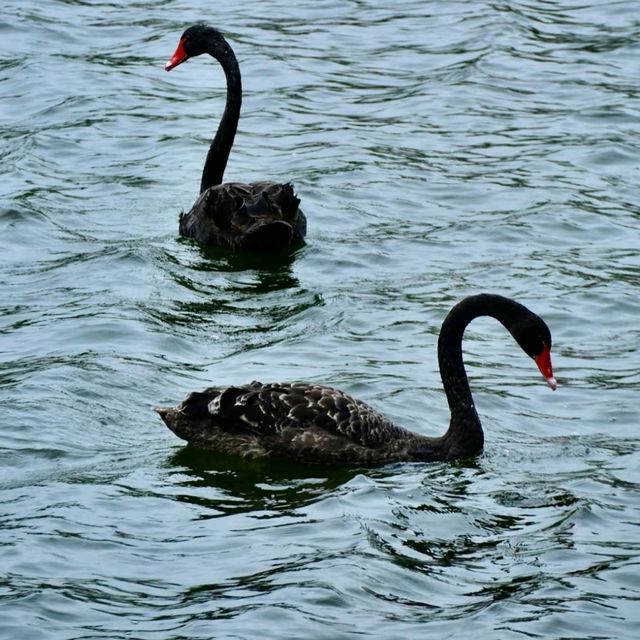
[165,447,360,515]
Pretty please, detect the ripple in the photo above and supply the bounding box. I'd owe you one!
[1,0,640,638]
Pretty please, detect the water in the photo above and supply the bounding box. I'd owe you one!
[1,0,639,637]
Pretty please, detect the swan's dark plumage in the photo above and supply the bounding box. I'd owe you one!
[166,24,306,252]
[156,294,557,465]
[156,381,438,465]
[179,181,306,251]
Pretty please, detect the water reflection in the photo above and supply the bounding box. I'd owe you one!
[163,239,302,288]
[143,239,321,348]
[166,446,359,515]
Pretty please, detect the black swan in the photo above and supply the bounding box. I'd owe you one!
[165,24,306,251]
[155,294,557,465]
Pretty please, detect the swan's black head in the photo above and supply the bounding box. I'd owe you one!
[443,294,557,390]
[165,24,231,71]
[509,309,556,390]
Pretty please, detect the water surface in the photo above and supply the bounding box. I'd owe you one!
[1,1,639,638]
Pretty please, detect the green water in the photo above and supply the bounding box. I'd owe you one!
[1,1,639,638]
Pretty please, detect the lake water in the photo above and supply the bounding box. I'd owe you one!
[1,1,639,638]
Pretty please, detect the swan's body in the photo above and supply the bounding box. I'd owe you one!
[165,24,306,251]
[156,294,557,465]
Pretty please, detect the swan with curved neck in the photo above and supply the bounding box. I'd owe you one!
[155,294,557,465]
[165,24,306,251]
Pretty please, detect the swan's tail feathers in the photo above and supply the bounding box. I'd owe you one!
[154,400,213,442]
[154,406,170,420]
[281,183,301,221]
[154,405,177,432]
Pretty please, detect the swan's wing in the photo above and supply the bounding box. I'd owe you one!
[178,381,403,448]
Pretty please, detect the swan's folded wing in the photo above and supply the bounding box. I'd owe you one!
[190,382,404,448]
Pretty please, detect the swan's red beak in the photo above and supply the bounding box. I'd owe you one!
[165,38,188,71]
[534,343,557,391]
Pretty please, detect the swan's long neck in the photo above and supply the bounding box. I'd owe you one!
[437,294,526,458]
[200,39,242,193]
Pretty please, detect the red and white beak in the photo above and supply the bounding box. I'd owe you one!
[534,343,557,391]
[165,38,188,71]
